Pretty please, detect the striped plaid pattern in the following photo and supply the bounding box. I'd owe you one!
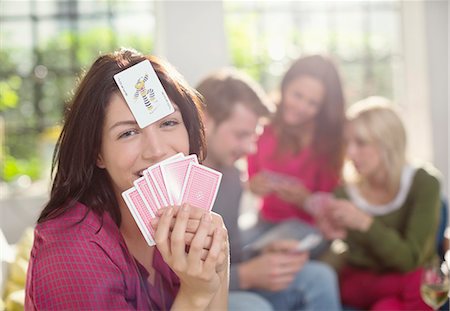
[25,202,179,310]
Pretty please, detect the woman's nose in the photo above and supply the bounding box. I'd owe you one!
[141,127,167,163]
[346,142,358,160]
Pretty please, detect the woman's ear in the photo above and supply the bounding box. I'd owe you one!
[96,154,106,169]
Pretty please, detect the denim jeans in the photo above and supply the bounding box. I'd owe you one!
[229,291,274,311]
[252,261,342,311]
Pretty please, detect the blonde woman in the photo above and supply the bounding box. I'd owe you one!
[321,97,441,310]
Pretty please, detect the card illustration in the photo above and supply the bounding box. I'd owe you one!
[114,60,174,128]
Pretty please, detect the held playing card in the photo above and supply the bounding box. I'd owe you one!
[262,170,300,185]
[113,60,174,128]
[121,153,223,244]
[134,176,159,216]
[160,154,198,205]
[122,187,155,246]
[144,153,184,208]
[143,170,167,209]
[303,192,333,216]
[293,234,322,252]
[246,221,322,253]
[180,162,222,211]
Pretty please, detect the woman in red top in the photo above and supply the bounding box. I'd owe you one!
[247,55,346,255]
[25,49,229,310]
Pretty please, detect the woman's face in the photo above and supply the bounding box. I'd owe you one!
[345,122,383,179]
[97,92,189,197]
[282,75,325,127]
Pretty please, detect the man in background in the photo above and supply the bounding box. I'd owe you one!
[197,68,341,311]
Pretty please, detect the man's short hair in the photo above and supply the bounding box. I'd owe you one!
[196,68,272,125]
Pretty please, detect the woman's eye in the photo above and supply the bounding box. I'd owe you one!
[355,138,367,148]
[161,119,180,127]
[118,129,139,139]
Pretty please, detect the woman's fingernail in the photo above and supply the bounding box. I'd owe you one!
[166,206,173,215]
[182,203,190,213]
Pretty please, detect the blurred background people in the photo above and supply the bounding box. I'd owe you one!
[321,97,442,310]
[247,55,346,257]
[198,68,342,311]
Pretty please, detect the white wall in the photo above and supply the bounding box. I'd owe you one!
[400,0,448,196]
[425,0,448,196]
[400,1,433,164]
[154,0,230,86]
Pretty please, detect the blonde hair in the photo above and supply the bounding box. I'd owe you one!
[345,96,407,193]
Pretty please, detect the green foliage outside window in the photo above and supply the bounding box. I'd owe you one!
[1,28,153,183]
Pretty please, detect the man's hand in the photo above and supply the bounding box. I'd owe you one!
[239,240,308,291]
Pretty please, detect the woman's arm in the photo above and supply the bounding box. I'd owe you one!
[333,169,441,272]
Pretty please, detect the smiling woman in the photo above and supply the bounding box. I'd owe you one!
[24,48,229,311]
[96,95,190,196]
[247,55,346,231]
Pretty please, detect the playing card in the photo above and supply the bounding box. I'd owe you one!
[293,234,322,252]
[134,176,159,216]
[262,170,300,185]
[113,60,174,128]
[122,187,155,246]
[180,163,222,211]
[303,192,333,216]
[144,153,184,208]
[160,154,198,205]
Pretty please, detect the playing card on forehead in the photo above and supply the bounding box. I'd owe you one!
[161,154,198,205]
[122,187,155,246]
[113,60,174,128]
[180,163,222,211]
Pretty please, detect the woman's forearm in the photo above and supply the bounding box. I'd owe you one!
[206,269,229,311]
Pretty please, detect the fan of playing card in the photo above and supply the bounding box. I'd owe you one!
[122,153,222,246]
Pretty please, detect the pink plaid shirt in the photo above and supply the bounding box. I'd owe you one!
[25,202,179,310]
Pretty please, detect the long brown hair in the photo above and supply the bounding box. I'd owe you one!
[38,48,206,225]
[273,55,346,172]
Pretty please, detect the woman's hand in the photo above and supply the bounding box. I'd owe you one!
[327,199,373,232]
[154,204,229,309]
[248,173,274,196]
[153,206,228,265]
[307,196,347,240]
[274,181,311,207]
[315,213,347,240]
